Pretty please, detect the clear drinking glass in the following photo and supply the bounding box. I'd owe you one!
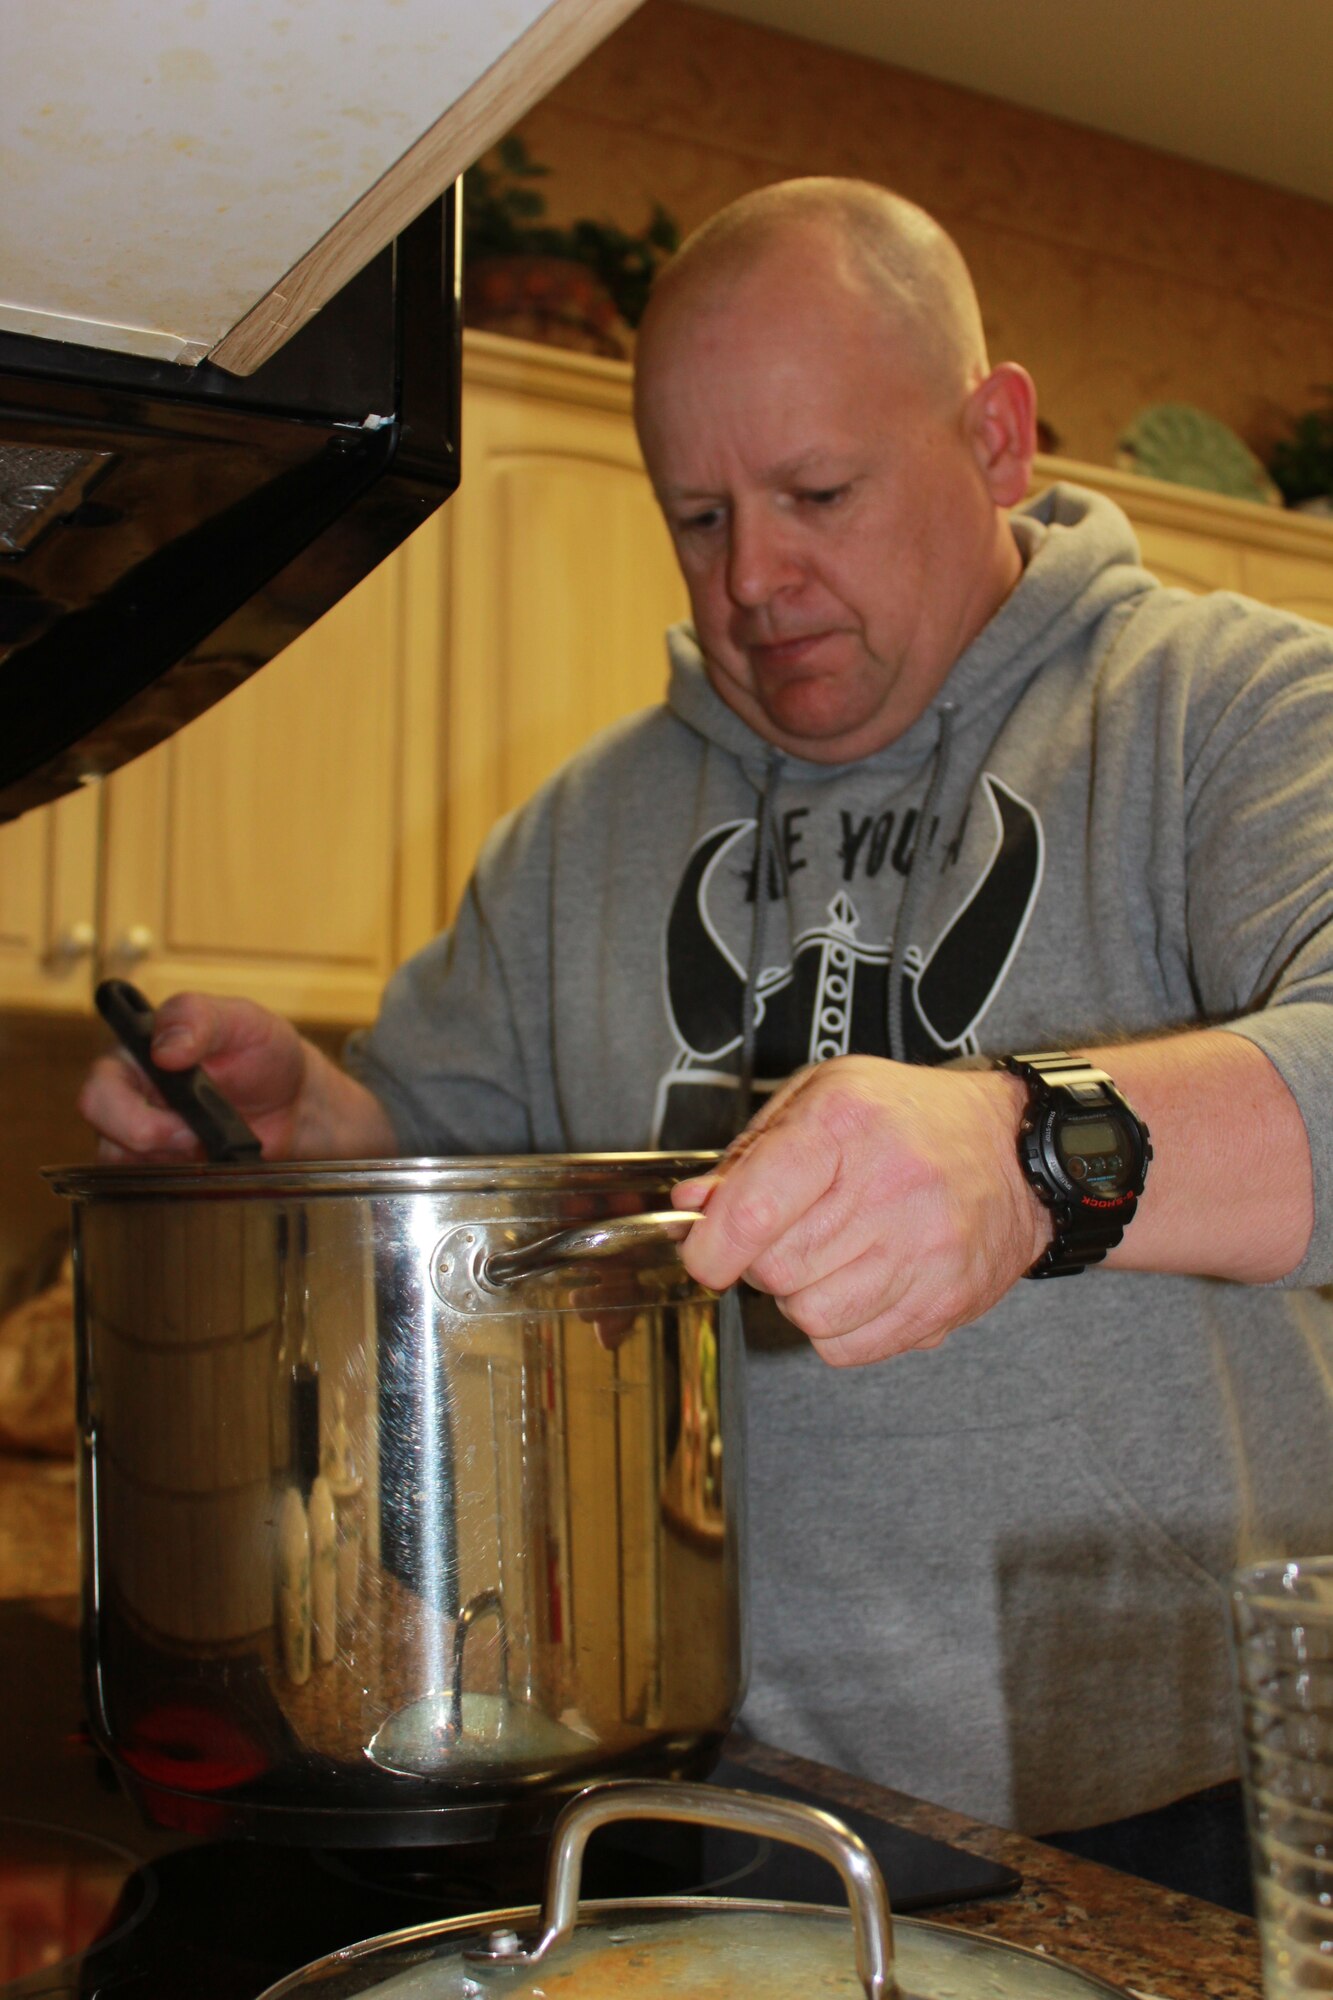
[1231,1556,1333,1999]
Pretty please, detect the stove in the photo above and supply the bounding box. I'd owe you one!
[1,1599,1018,1997]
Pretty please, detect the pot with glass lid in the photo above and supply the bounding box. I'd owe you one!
[254,1781,1130,1999]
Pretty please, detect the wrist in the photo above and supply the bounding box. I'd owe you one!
[988,1069,1057,1272]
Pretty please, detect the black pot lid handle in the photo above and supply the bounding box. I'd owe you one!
[94,978,263,1163]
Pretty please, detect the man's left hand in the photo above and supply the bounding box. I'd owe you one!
[672,1056,1049,1366]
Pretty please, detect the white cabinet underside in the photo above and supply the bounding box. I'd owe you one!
[1,0,639,370]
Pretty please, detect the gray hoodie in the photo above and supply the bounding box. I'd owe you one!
[348,483,1333,1830]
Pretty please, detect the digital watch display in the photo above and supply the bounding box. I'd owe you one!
[998,1051,1152,1278]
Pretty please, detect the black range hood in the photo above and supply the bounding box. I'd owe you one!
[0,189,461,824]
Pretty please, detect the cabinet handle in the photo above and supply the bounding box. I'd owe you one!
[47,920,96,965]
[112,924,155,965]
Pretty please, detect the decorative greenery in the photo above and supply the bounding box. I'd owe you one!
[1269,388,1333,506]
[463,135,680,329]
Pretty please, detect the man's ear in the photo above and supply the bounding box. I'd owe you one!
[965,362,1038,507]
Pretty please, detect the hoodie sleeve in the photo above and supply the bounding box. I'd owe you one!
[342,804,554,1157]
[1172,595,1333,1286]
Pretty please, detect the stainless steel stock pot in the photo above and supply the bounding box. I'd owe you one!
[47,1154,744,1846]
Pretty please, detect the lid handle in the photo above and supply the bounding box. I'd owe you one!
[464,1778,895,1998]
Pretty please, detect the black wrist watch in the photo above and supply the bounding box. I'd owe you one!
[997,1051,1152,1279]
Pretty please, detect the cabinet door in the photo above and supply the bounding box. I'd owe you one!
[1239,547,1333,628]
[1131,521,1244,595]
[98,550,420,1025]
[443,362,689,916]
[0,787,100,1011]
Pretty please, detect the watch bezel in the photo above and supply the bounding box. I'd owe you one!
[1020,1094,1151,1216]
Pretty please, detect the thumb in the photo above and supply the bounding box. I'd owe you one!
[672,1170,720,1210]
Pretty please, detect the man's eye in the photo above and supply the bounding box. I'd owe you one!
[799,485,848,508]
[677,507,724,534]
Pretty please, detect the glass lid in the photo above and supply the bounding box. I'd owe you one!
[256,1782,1128,2000]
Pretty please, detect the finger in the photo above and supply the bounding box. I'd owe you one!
[77,1055,196,1158]
[140,995,306,1139]
[737,1159,895,1299]
[95,1127,204,1165]
[190,997,307,1118]
[672,1171,719,1210]
[82,1072,202,1168]
[87,1110,204,1162]
[773,1240,908,1350]
[147,991,248,1070]
[789,1305,952,1369]
[111,1047,169,1111]
[680,1100,846,1292]
[775,1242,976,1368]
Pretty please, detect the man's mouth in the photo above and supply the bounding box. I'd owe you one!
[746,629,838,671]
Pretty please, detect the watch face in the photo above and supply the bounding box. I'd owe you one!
[1056,1113,1134,1197]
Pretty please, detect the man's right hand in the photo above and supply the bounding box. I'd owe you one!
[77,992,398,1163]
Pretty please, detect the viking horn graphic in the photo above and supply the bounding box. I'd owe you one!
[664,821,751,1060]
[907,774,1043,1056]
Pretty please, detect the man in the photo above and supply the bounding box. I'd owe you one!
[81,179,1333,1853]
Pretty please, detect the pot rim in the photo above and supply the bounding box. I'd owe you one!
[43,1150,721,1201]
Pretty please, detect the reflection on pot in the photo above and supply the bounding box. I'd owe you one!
[52,1158,745,1845]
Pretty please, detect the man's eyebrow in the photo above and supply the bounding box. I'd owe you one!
[660,452,853,500]
[763,450,846,484]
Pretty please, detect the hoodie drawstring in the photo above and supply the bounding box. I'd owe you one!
[887,702,956,1064]
[734,708,956,1133]
[735,750,784,1134]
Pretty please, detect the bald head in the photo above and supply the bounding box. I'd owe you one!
[637,178,990,413]
[631,176,1035,762]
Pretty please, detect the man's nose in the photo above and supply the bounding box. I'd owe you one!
[726,507,799,607]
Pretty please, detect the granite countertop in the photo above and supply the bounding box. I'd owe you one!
[726,1736,1259,2000]
[0,1452,1259,2000]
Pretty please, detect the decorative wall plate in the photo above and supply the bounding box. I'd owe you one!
[1117,403,1281,505]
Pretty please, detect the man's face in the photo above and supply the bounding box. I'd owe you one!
[636,250,1008,762]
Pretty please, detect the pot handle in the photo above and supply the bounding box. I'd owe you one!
[463,1779,895,1998]
[481,1210,704,1288]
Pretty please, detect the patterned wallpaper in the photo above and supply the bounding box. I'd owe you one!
[506,0,1333,469]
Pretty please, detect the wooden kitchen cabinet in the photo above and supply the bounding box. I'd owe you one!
[439,333,690,918]
[1239,544,1333,625]
[1126,521,1243,594]
[0,785,101,1013]
[1033,456,1333,609]
[0,525,447,1025]
[95,543,443,1024]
